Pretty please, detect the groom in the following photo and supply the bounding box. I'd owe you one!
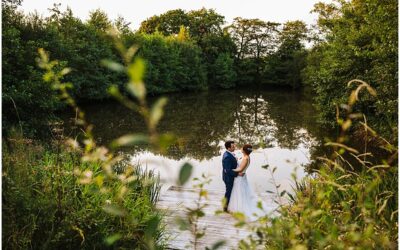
[222,140,243,212]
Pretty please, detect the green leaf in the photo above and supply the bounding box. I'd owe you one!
[195,232,205,239]
[103,204,126,217]
[43,72,54,82]
[287,192,295,202]
[64,82,73,89]
[209,240,226,250]
[101,59,124,72]
[257,201,263,210]
[150,97,168,129]
[280,190,286,197]
[239,240,250,249]
[108,85,121,97]
[144,216,160,238]
[125,45,138,63]
[127,57,145,83]
[196,210,205,217]
[105,233,122,246]
[126,58,146,100]
[261,164,270,169]
[178,162,193,185]
[232,212,245,221]
[200,190,208,198]
[60,67,71,76]
[126,81,146,101]
[111,134,148,148]
[175,217,190,231]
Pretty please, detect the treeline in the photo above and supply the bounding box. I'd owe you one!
[138,9,309,88]
[2,1,308,136]
[2,0,397,141]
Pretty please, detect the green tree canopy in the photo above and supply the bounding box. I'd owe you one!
[303,0,398,141]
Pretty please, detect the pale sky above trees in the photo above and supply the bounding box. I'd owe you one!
[19,0,325,29]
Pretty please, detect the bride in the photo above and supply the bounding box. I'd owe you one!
[228,144,267,221]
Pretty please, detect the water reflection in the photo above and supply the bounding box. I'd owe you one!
[62,89,330,192]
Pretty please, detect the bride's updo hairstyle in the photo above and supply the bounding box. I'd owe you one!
[242,144,253,155]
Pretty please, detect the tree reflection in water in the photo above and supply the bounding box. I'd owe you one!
[62,88,331,169]
[61,88,333,191]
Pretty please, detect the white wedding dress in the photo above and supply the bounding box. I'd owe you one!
[227,158,269,221]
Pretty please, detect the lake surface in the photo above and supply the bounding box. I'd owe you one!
[63,89,331,194]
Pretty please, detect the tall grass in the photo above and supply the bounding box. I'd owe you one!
[2,130,164,249]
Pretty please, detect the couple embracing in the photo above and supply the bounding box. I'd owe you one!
[222,140,266,221]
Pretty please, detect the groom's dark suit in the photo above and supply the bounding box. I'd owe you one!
[222,151,238,210]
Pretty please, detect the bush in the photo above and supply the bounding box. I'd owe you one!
[237,82,398,249]
[128,33,207,94]
[303,0,398,142]
[2,135,164,249]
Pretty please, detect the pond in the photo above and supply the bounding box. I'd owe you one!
[62,88,332,195]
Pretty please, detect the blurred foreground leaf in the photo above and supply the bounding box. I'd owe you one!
[111,134,149,148]
[178,162,193,185]
[105,233,122,246]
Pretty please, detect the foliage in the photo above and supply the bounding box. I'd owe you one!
[2,37,176,249]
[228,18,308,87]
[210,52,237,89]
[303,0,398,141]
[1,2,318,138]
[138,8,224,40]
[236,82,398,249]
[227,18,279,61]
[175,174,214,249]
[138,9,190,36]
[2,1,63,137]
[262,21,308,88]
[138,8,237,88]
[2,134,163,249]
[127,33,207,93]
[2,3,121,136]
[11,33,199,249]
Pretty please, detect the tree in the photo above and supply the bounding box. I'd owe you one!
[187,8,224,40]
[278,20,308,55]
[2,1,62,136]
[114,15,131,35]
[138,8,236,89]
[263,20,308,88]
[87,9,112,32]
[177,25,189,42]
[138,9,189,36]
[303,0,398,141]
[228,17,281,84]
[211,53,237,89]
[227,17,255,60]
[138,8,227,46]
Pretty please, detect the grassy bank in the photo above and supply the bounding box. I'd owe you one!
[2,133,164,249]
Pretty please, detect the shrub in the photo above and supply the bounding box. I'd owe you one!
[2,134,164,249]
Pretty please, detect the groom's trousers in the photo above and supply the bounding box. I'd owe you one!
[224,180,234,209]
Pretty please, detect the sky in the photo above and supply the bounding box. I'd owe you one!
[19,0,323,30]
